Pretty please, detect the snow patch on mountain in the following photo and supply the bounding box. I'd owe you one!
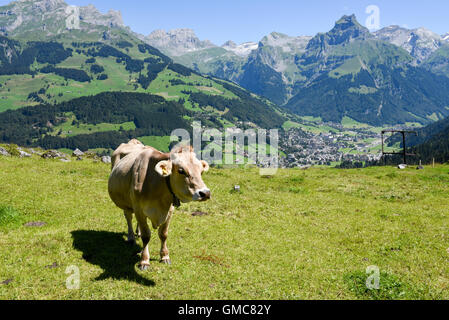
[221,40,258,56]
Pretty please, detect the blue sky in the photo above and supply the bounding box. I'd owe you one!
[2,0,449,44]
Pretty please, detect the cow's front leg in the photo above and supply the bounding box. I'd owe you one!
[158,207,173,264]
[135,223,141,238]
[124,209,135,244]
[135,212,151,270]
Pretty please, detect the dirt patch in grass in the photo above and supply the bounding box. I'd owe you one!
[1,278,13,285]
[45,262,59,269]
[156,92,179,99]
[192,211,209,217]
[195,86,223,94]
[24,221,47,227]
[194,251,229,268]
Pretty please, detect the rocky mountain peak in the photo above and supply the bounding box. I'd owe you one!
[374,25,442,62]
[145,28,215,56]
[328,14,370,43]
[29,0,65,12]
[79,5,124,28]
[260,32,311,49]
[0,0,125,38]
[222,40,237,48]
[306,14,370,51]
[266,32,288,40]
[147,28,197,41]
[334,14,361,28]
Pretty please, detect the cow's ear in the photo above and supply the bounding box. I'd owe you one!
[200,160,209,173]
[155,160,172,177]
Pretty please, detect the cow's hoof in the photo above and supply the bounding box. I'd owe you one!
[139,264,149,271]
[160,259,171,265]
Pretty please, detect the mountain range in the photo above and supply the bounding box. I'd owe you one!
[147,15,449,126]
[2,1,449,135]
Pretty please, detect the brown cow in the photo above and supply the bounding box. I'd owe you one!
[108,142,211,269]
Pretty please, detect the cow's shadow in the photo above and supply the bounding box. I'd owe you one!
[71,230,155,286]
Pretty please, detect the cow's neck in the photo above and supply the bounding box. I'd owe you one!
[165,176,181,208]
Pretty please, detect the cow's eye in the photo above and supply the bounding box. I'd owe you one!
[178,168,187,175]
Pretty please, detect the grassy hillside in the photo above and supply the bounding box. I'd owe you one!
[422,45,449,77]
[1,155,448,299]
[0,37,276,114]
[0,35,285,153]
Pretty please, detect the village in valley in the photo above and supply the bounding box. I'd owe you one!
[277,118,400,168]
[221,117,407,169]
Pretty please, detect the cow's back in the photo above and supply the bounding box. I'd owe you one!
[111,139,144,169]
[108,146,169,211]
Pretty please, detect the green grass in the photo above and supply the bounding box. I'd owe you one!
[0,74,44,111]
[344,270,412,299]
[427,113,440,122]
[0,45,240,113]
[0,155,448,299]
[282,120,339,134]
[0,205,24,229]
[329,57,362,78]
[282,121,302,131]
[301,124,338,134]
[341,116,371,129]
[51,118,136,138]
[300,116,322,122]
[137,136,171,152]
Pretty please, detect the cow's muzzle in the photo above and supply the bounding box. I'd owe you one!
[194,188,211,201]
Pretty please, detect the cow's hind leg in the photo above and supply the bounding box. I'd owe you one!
[135,212,151,270]
[124,209,135,245]
[158,207,173,264]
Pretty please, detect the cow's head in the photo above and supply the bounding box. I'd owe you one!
[155,146,211,203]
